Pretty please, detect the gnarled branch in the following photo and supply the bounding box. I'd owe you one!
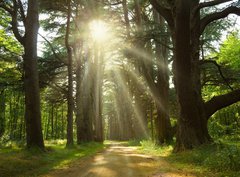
[200,6,240,34]
[199,0,233,9]
[204,89,240,119]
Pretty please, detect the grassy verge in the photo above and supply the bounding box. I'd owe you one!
[133,140,240,177]
[0,140,104,177]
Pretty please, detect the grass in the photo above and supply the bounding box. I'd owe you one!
[134,140,240,177]
[0,140,105,177]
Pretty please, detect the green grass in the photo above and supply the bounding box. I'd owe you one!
[135,140,240,177]
[0,140,105,177]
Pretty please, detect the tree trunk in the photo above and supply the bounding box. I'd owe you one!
[76,52,83,144]
[0,89,5,137]
[150,0,240,151]
[174,0,210,151]
[65,0,74,147]
[93,45,104,142]
[24,0,44,149]
[79,53,94,142]
[122,0,130,38]
[153,11,172,144]
[51,104,54,139]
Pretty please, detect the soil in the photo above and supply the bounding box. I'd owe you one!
[42,142,195,177]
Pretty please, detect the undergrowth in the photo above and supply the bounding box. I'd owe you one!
[137,140,240,177]
[0,140,104,177]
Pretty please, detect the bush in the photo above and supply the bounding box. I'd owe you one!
[204,143,240,171]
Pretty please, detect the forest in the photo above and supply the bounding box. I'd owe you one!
[0,0,240,176]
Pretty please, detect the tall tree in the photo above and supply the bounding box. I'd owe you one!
[150,0,240,151]
[0,0,44,149]
[65,0,74,147]
[153,12,172,144]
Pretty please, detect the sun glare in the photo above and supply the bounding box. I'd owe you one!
[89,20,109,42]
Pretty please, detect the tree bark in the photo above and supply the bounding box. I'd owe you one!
[205,89,240,119]
[150,0,240,151]
[153,11,172,144]
[95,48,104,142]
[24,0,44,149]
[0,0,45,149]
[65,0,74,147]
[76,49,83,144]
[174,0,211,151]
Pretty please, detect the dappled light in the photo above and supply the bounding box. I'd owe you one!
[0,0,240,176]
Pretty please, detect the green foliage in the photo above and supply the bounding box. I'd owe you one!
[138,140,173,157]
[0,141,104,177]
[138,140,240,177]
[208,103,240,140]
[0,61,22,87]
[0,29,23,58]
[0,16,23,88]
[218,31,240,71]
[204,142,240,172]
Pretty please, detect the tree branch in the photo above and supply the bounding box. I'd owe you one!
[200,59,233,90]
[199,0,233,9]
[200,6,240,34]
[0,1,25,45]
[38,33,67,65]
[149,0,174,30]
[100,0,123,6]
[204,89,240,119]
[17,0,26,26]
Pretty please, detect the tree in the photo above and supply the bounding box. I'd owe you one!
[0,0,44,149]
[65,0,74,147]
[150,0,240,151]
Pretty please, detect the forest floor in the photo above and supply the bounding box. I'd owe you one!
[42,142,194,177]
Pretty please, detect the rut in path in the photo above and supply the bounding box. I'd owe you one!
[43,142,194,177]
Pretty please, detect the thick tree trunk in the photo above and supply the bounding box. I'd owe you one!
[150,0,240,151]
[24,0,44,149]
[174,0,210,151]
[79,55,94,142]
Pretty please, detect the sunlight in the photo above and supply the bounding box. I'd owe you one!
[113,69,149,138]
[89,20,110,42]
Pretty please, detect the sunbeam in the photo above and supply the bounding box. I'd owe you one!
[112,68,149,138]
[89,20,111,42]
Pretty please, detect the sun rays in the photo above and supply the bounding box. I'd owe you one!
[77,17,170,140]
[89,20,112,43]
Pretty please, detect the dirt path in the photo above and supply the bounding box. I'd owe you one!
[43,142,194,177]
